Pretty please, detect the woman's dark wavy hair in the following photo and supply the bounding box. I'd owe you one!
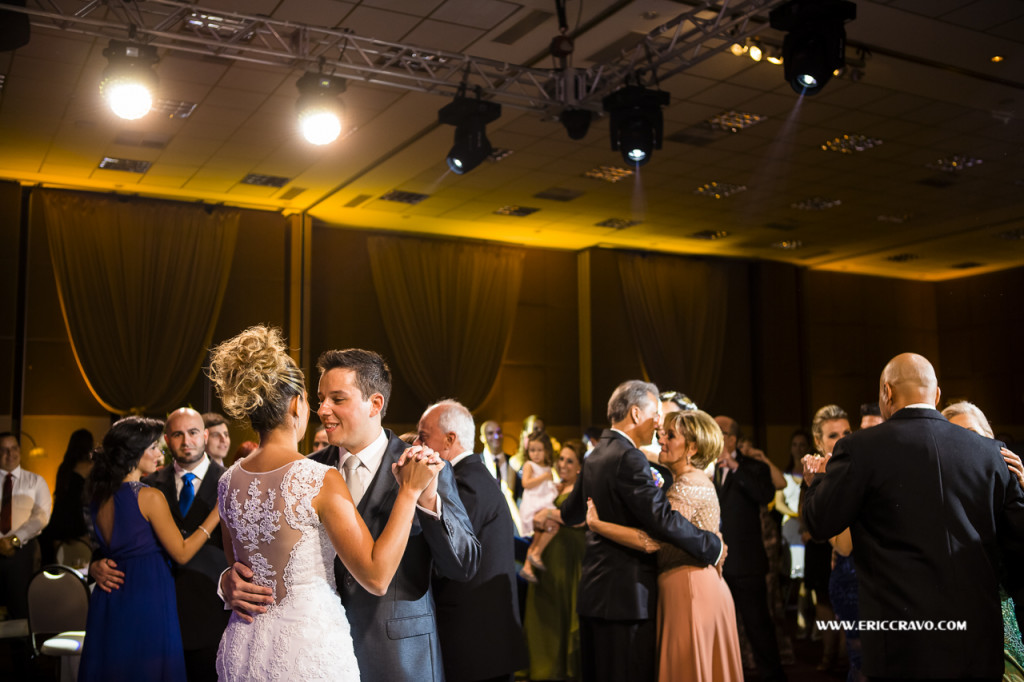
[86,416,165,504]
[54,428,94,500]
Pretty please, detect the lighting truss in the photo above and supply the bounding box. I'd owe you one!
[12,0,788,114]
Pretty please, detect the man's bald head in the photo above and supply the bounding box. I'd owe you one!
[878,353,941,419]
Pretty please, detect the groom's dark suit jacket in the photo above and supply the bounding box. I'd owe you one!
[560,429,721,620]
[803,407,1024,679]
[311,429,480,682]
[143,460,230,653]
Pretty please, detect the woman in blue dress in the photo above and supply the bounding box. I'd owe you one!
[79,416,220,682]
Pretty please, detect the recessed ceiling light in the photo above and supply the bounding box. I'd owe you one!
[595,218,641,229]
[995,227,1024,241]
[928,154,982,173]
[991,55,1004,63]
[583,165,634,183]
[822,134,882,153]
[494,205,539,217]
[792,197,841,210]
[694,182,747,198]
[98,156,151,173]
[709,111,765,133]
[379,189,430,205]
[241,173,290,188]
[771,240,803,250]
[488,148,514,163]
[690,230,729,240]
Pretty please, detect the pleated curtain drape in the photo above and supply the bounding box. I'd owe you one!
[367,235,525,411]
[617,252,729,407]
[40,190,239,415]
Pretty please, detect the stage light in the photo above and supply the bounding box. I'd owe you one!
[296,72,346,145]
[438,92,501,175]
[559,108,592,140]
[100,41,159,120]
[748,43,764,62]
[602,85,669,167]
[770,0,856,96]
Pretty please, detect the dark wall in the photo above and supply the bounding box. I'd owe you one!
[0,181,23,418]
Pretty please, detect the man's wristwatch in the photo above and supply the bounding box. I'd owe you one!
[9,536,21,549]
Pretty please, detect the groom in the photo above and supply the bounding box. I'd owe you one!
[222,349,480,682]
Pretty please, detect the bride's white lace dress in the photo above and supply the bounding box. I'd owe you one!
[216,458,360,681]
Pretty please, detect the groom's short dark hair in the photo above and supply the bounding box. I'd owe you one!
[316,349,392,417]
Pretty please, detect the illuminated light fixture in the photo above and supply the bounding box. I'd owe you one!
[296,71,346,145]
[730,43,748,57]
[690,230,730,240]
[770,0,856,96]
[991,55,1004,63]
[603,85,670,167]
[439,88,501,175]
[772,240,804,250]
[748,42,764,62]
[709,111,764,133]
[100,41,159,120]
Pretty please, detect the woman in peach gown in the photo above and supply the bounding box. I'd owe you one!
[586,409,742,681]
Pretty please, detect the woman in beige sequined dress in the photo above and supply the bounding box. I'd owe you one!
[586,410,742,682]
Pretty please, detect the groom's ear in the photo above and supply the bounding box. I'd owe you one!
[368,392,385,418]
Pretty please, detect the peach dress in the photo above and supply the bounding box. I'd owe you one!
[655,470,743,681]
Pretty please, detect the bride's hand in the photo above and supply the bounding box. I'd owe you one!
[394,453,438,494]
[585,497,601,528]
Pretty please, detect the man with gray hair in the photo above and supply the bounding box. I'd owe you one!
[417,400,528,682]
[559,380,725,682]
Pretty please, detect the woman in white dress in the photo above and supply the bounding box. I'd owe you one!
[207,325,439,681]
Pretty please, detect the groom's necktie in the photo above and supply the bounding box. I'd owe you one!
[343,455,365,506]
[179,472,197,517]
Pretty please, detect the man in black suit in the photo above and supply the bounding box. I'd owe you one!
[560,380,725,682]
[419,400,528,682]
[803,353,1024,680]
[714,415,786,682]
[222,349,480,682]
[92,407,228,682]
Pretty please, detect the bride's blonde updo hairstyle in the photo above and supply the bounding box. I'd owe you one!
[207,325,306,433]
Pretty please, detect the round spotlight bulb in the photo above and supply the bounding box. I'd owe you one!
[626,148,647,163]
[299,109,342,145]
[767,55,783,65]
[729,43,748,57]
[796,73,818,89]
[748,45,763,62]
[105,81,154,120]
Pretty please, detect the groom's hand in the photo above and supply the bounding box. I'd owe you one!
[397,446,442,512]
[222,561,274,623]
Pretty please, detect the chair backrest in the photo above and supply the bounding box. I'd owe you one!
[26,564,90,654]
[55,539,93,570]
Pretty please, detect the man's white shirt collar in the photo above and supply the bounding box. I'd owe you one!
[174,454,210,482]
[340,428,388,476]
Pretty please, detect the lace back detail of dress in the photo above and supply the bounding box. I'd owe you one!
[659,471,722,571]
[219,459,332,606]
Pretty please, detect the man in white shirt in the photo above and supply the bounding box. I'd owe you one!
[202,412,231,467]
[420,401,527,682]
[0,431,52,619]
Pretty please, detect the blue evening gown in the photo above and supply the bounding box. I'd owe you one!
[79,481,186,682]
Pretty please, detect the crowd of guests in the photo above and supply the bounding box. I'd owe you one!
[2,343,1024,682]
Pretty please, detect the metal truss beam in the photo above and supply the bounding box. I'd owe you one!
[11,0,786,113]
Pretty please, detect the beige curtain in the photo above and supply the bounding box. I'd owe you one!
[367,235,524,410]
[40,190,239,415]
[617,252,729,407]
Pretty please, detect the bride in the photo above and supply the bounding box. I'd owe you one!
[207,325,439,681]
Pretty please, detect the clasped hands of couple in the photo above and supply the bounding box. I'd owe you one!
[220,445,443,623]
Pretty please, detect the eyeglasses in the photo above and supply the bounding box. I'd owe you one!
[660,391,698,411]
